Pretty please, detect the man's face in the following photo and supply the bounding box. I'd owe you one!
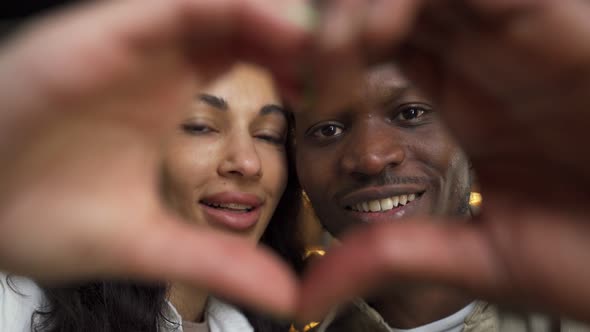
[295,65,471,237]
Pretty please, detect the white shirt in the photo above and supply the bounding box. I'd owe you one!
[0,274,45,332]
[389,302,476,332]
[0,272,253,332]
[317,300,476,332]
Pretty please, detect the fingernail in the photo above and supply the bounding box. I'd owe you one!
[284,2,319,31]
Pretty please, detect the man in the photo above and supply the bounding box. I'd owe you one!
[297,0,590,326]
[3,0,590,325]
[294,63,590,331]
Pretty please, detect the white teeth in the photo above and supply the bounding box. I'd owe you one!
[399,195,408,206]
[225,203,251,209]
[362,202,369,212]
[369,200,381,212]
[208,202,252,210]
[380,198,393,210]
[349,193,421,212]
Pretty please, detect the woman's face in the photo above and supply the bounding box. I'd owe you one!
[162,64,288,242]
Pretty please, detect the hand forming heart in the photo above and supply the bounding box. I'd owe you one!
[1,0,590,325]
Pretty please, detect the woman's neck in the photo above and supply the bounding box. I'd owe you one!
[169,282,209,322]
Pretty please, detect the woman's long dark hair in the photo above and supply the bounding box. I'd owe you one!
[32,113,304,332]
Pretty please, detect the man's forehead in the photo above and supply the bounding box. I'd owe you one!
[362,64,411,102]
[295,64,412,122]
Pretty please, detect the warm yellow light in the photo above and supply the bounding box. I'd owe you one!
[304,322,320,331]
[289,322,320,332]
[469,192,482,207]
[304,248,326,259]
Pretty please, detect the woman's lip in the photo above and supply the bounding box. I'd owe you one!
[200,203,262,231]
[200,191,263,207]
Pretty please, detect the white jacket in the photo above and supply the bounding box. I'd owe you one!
[0,272,253,332]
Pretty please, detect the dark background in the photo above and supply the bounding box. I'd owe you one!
[1,0,79,19]
[0,0,83,39]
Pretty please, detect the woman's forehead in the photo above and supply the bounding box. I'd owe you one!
[200,64,281,112]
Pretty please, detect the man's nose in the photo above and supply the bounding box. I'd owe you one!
[340,125,406,178]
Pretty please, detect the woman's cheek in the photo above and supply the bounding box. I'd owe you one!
[260,146,288,192]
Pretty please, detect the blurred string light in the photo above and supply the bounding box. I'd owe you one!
[290,322,320,332]
[291,248,324,331]
[469,192,482,207]
[304,247,326,259]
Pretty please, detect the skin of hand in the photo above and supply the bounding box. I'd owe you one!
[297,0,590,323]
[0,0,311,317]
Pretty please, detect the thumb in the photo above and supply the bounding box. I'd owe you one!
[297,220,502,321]
[115,212,299,318]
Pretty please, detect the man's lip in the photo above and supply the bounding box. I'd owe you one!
[337,185,426,208]
[200,191,263,207]
[344,195,421,224]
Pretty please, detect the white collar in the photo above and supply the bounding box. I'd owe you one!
[389,302,477,332]
[164,297,253,332]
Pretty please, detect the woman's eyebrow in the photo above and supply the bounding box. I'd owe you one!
[260,104,287,119]
[197,93,228,111]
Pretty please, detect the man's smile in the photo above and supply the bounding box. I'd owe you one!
[343,191,427,223]
[336,184,429,223]
[346,192,423,212]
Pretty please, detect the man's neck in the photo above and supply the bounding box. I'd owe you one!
[169,282,209,323]
[367,284,473,329]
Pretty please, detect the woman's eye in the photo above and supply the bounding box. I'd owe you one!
[256,134,285,145]
[181,123,212,135]
[311,124,344,138]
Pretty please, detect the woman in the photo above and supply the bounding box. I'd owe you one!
[0,63,304,332]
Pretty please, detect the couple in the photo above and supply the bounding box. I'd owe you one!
[0,56,473,331]
[2,60,566,332]
[3,0,590,331]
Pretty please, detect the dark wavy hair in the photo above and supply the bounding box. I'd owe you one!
[32,113,304,332]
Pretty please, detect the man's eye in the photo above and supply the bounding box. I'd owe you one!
[397,106,426,121]
[312,124,344,138]
[181,123,212,134]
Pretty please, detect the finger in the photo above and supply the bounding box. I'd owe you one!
[51,0,313,56]
[315,0,366,53]
[296,0,367,115]
[296,220,503,321]
[110,0,313,76]
[116,212,299,318]
[363,0,425,60]
[2,0,313,103]
[465,0,545,17]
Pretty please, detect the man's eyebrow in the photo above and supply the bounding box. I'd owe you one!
[378,84,413,106]
[260,104,288,119]
[197,93,228,110]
